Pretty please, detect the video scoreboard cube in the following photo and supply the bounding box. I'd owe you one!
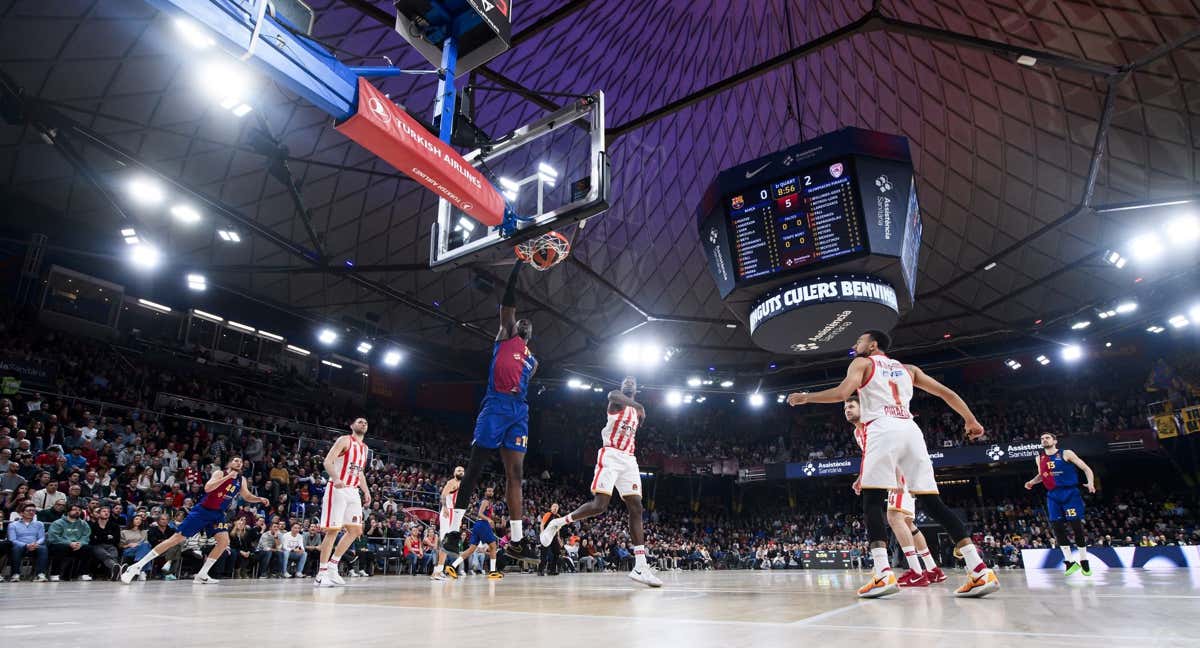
[698,128,922,355]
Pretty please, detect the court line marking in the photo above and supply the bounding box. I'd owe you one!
[803,623,1185,642]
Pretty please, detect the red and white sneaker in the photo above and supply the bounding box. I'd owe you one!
[896,570,931,587]
[927,566,947,583]
[857,571,900,598]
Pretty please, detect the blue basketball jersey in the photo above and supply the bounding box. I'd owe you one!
[1043,450,1079,490]
[487,336,535,400]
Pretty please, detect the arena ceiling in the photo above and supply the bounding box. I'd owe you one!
[1,0,1198,383]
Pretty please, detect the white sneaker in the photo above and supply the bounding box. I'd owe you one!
[539,517,565,547]
[137,572,146,581]
[355,569,367,577]
[629,568,663,588]
[120,566,140,584]
[314,573,336,588]
[284,572,293,579]
[9,574,20,582]
[193,574,219,585]
[50,575,60,582]
[79,575,93,581]
[327,568,346,586]
[35,574,48,582]
[430,571,447,581]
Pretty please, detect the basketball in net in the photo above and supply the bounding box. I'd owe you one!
[514,231,570,271]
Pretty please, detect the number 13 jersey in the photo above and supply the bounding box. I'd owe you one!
[857,354,913,423]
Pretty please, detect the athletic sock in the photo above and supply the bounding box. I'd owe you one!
[870,547,891,578]
[917,548,937,570]
[490,558,497,572]
[510,519,523,541]
[959,543,987,574]
[901,546,922,573]
[132,549,160,569]
[330,553,342,563]
[1078,546,1089,561]
[451,556,463,570]
[451,509,465,531]
[634,545,647,570]
[1060,545,1075,564]
[198,558,217,578]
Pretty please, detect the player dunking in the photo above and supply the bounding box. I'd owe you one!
[789,330,999,598]
[539,376,662,587]
[121,456,268,584]
[1026,432,1096,576]
[314,417,372,588]
[448,486,503,579]
[445,262,539,564]
[431,465,464,581]
[845,395,945,587]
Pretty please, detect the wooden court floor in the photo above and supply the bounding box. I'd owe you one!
[3,569,1198,647]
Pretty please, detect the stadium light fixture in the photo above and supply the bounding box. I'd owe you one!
[683,393,694,404]
[1146,325,1165,334]
[1070,320,1090,330]
[170,204,201,225]
[383,350,403,367]
[136,298,171,314]
[127,177,165,206]
[120,228,140,246]
[320,359,343,369]
[1005,359,1022,371]
[1115,301,1137,314]
[1105,342,1112,348]
[1061,344,1083,362]
[1127,233,1163,261]
[226,320,255,333]
[618,342,662,368]
[687,377,702,387]
[217,229,241,243]
[129,244,162,270]
[173,18,215,49]
[983,261,997,270]
[665,391,683,407]
[1165,215,1199,247]
[567,378,582,389]
[720,380,734,388]
[317,328,338,345]
[499,177,519,192]
[1016,55,1037,67]
[192,309,223,323]
[257,330,283,342]
[537,162,558,180]
[356,341,373,354]
[1036,355,1051,366]
[776,394,786,403]
[186,273,207,291]
[1190,305,1200,323]
[725,323,737,329]
[198,60,254,117]
[1168,314,1189,329]
[285,344,310,356]
[1104,250,1127,269]
[593,386,604,393]
[749,393,765,408]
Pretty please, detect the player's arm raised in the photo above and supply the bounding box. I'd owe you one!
[787,357,871,405]
[908,364,985,440]
[323,436,349,488]
[497,262,522,341]
[1024,459,1044,490]
[609,390,646,421]
[1064,450,1096,493]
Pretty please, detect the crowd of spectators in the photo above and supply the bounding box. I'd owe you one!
[1,315,1199,584]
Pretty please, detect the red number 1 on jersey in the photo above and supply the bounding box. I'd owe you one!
[887,380,902,407]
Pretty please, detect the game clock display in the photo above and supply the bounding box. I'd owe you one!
[725,157,867,283]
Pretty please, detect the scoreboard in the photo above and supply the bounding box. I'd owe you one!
[698,128,923,355]
[726,157,866,282]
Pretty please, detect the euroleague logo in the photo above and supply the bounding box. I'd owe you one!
[481,0,509,17]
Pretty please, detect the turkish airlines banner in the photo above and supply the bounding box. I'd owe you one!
[336,78,504,226]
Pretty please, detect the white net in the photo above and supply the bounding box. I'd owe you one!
[514,231,570,271]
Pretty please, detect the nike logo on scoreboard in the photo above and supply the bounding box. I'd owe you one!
[744,162,771,179]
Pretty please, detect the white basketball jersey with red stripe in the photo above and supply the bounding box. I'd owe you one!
[338,436,368,488]
[857,354,914,422]
[601,405,640,454]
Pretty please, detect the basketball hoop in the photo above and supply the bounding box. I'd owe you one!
[514,231,570,271]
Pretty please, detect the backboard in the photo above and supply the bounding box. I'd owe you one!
[429,91,609,270]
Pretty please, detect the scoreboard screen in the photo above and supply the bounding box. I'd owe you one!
[724,157,867,284]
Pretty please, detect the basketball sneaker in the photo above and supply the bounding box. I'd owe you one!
[505,539,539,564]
[327,568,346,586]
[539,517,566,547]
[193,574,219,585]
[1080,560,1092,576]
[954,568,1000,598]
[487,571,504,580]
[444,565,458,580]
[858,571,900,598]
[314,574,337,588]
[896,570,930,587]
[629,568,663,588]
[927,566,947,583]
[430,571,447,581]
[120,565,140,585]
[1064,561,1081,576]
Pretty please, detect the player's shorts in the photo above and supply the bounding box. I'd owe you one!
[175,506,230,538]
[887,486,915,519]
[590,447,642,497]
[471,519,498,546]
[473,395,529,453]
[858,417,938,494]
[438,507,455,539]
[1046,486,1085,522]
[320,486,364,528]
